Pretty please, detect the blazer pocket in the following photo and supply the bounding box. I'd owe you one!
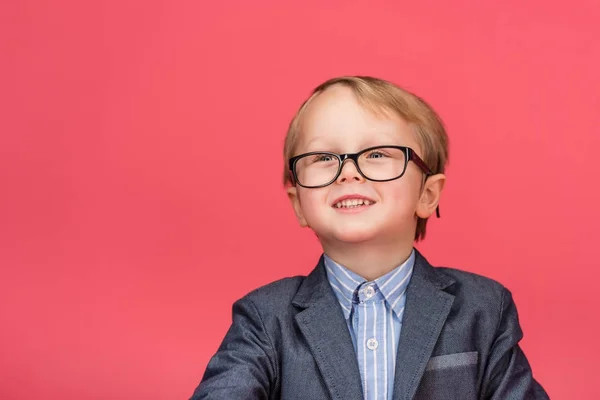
[425,351,478,371]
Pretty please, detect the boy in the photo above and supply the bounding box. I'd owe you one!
[190,76,549,399]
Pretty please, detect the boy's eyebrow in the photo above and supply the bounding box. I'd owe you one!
[304,136,324,149]
[303,140,407,153]
[299,131,407,154]
[299,137,332,153]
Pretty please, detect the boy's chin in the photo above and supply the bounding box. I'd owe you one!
[315,222,410,245]
[323,226,382,244]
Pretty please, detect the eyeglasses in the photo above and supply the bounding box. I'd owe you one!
[288,145,440,217]
[289,145,433,187]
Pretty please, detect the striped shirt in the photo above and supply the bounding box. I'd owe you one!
[324,250,415,400]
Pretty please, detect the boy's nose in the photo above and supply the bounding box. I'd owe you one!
[336,160,365,184]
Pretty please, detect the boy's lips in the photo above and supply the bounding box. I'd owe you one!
[331,194,377,211]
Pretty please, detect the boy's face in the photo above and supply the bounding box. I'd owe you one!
[287,85,444,245]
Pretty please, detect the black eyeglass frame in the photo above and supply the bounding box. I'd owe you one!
[288,145,441,217]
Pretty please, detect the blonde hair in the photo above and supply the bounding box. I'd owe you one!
[283,76,449,241]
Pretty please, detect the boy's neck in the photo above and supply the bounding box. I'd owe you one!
[321,239,414,282]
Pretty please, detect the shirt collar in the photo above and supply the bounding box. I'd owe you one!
[324,249,415,320]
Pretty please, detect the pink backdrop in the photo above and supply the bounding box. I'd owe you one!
[2,1,599,399]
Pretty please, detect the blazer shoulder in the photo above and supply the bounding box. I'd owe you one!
[237,274,307,313]
[437,266,505,291]
[434,265,509,308]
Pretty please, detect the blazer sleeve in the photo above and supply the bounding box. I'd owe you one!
[189,297,277,400]
[481,287,550,400]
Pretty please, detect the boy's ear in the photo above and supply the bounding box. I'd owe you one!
[287,186,308,227]
[416,173,446,219]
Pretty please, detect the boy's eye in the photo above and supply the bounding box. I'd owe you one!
[366,150,388,159]
[313,154,335,162]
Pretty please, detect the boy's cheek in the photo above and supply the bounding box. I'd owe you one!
[298,196,326,221]
[287,187,309,227]
[298,188,329,209]
[378,180,420,206]
[301,192,334,227]
[288,188,330,228]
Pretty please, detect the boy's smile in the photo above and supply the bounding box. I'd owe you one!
[331,194,376,212]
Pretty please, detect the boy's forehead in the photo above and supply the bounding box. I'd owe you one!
[296,86,418,151]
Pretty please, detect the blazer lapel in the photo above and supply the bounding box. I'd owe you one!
[292,257,364,400]
[393,250,456,400]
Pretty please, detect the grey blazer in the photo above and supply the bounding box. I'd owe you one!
[191,250,549,399]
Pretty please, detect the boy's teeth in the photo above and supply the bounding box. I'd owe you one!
[334,199,373,208]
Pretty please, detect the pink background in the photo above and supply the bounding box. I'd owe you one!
[2,1,599,399]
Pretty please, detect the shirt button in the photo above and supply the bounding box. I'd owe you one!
[366,338,378,350]
[364,286,375,299]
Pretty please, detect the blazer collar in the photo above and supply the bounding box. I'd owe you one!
[393,249,456,400]
[292,249,455,400]
[292,255,364,400]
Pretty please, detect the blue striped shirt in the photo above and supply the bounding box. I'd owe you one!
[324,250,415,400]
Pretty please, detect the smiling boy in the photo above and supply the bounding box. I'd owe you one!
[190,76,549,399]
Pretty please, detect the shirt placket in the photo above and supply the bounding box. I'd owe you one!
[354,282,383,400]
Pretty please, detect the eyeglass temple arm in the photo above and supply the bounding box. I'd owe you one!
[410,151,441,219]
